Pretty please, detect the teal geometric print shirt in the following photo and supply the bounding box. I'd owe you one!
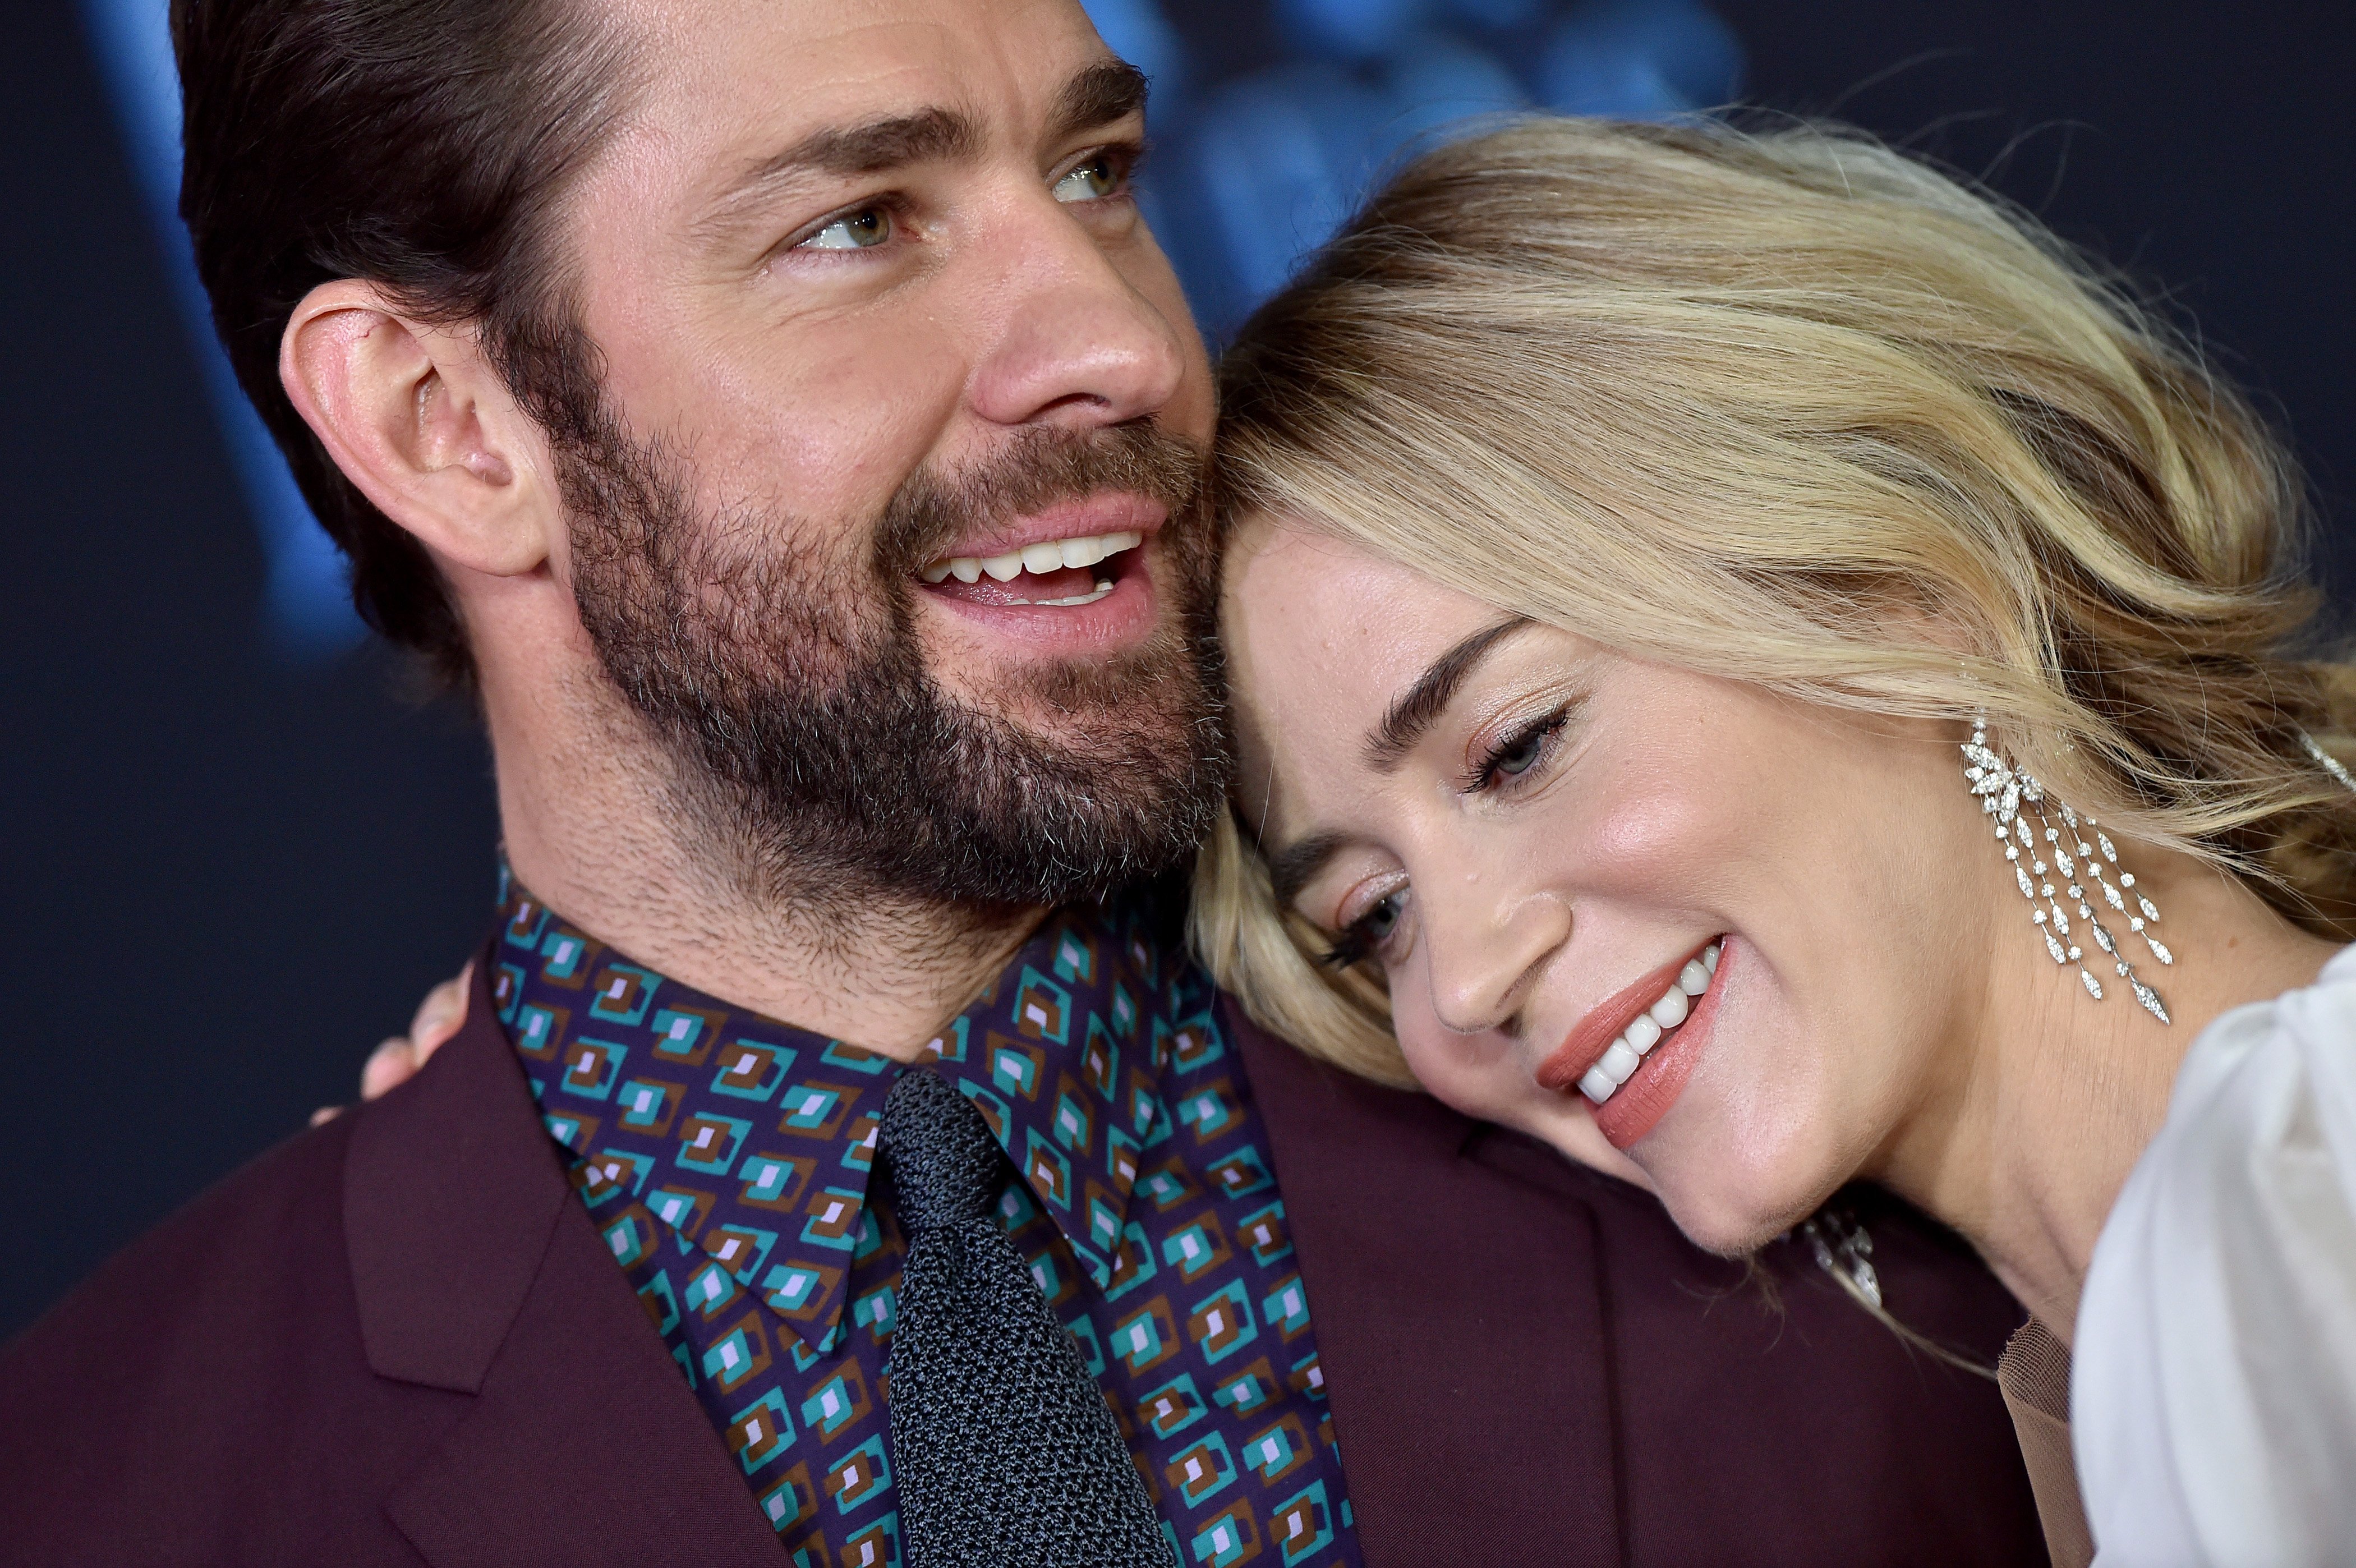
[494,878,1363,1568]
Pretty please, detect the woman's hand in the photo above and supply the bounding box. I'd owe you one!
[309,963,472,1125]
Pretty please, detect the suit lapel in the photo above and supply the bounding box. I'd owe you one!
[382,1194,786,1566]
[346,945,781,1566]
[1230,999,1626,1566]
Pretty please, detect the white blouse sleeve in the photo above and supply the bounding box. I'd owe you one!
[2073,944,2356,1567]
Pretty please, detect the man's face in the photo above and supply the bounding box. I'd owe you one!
[541,0,1225,907]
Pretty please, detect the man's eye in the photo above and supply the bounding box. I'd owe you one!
[800,206,894,251]
[1052,154,1126,204]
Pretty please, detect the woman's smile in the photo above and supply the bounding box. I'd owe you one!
[1536,936,1724,1148]
[1218,517,1997,1253]
[1190,111,2356,1564]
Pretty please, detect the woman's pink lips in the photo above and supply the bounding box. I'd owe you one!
[1534,939,1718,1095]
[1591,936,1732,1149]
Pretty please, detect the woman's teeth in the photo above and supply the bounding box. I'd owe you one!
[1577,940,1720,1106]
[920,530,1144,590]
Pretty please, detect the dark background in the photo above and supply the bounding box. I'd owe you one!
[5,1,2350,1339]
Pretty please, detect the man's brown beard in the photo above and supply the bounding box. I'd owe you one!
[555,407,1230,914]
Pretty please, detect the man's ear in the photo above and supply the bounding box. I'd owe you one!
[280,280,558,577]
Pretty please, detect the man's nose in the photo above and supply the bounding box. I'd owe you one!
[964,193,1193,433]
[1419,879,1572,1040]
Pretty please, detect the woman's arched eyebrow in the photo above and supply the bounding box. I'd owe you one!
[1364,616,1533,773]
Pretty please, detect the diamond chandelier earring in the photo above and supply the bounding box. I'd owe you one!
[1962,720,2172,1023]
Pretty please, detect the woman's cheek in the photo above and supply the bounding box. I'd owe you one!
[1576,776,1731,895]
[1395,972,1654,1189]
[1389,980,1523,1121]
[1631,977,1843,1253]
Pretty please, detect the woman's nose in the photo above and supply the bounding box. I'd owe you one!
[1418,878,1571,1038]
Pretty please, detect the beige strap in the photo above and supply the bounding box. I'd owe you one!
[1998,1318,2095,1568]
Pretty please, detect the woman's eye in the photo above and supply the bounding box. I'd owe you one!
[800,206,894,251]
[1473,707,1570,791]
[1320,887,1407,970]
[1052,154,1126,204]
[1492,730,1547,778]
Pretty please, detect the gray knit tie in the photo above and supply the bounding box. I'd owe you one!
[878,1069,1174,1568]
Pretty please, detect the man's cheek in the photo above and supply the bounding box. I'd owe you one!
[691,334,963,523]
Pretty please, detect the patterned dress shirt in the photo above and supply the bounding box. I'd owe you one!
[493,876,1363,1568]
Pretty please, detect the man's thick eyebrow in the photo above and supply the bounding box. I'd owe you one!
[1365,617,1534,773]
[699,63,1141,241]
[705,106,982,228]
[1267,829,1351,911]
[1046,59,1149,144]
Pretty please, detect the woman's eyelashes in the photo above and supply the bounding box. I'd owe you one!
[1321,884,1410,971]
[1467,704,1573,794]
[1315,698,1577,972]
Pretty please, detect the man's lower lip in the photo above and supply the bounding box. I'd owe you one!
[914,559,1159,650]
[1589,938,1731,1150]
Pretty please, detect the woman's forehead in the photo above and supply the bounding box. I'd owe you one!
[1221,516,1524,816]
[1226,513,1495,631]
[1226,522,1498,706]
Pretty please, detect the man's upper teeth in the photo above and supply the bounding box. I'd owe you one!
[1577,941,1720,1107]
[921,530,1144,585]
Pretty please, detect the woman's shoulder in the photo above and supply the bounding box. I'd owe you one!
[2160,942,2356,1135]
[2072,942,2356,1565]
[2101,944,2356,1277]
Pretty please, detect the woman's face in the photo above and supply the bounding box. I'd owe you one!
[1222,517,2000,1254]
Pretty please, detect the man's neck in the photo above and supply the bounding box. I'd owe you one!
[488,669,1046,1063]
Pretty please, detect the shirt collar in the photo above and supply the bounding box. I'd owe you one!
[491,876,1192,1353]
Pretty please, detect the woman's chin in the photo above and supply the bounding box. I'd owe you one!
[1641,1155,1826,1258]
[1668,1202,1799,1259]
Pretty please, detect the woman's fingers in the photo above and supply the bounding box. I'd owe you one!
[313,962,477,1126]
[360,1034,421,1101]
[357,963,475,1102]
[408,965,471,1059]
[313,1028,426,1126]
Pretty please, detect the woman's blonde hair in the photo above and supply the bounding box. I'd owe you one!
[1193,116,2356,1088]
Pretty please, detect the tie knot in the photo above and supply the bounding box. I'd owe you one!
[877,1068,1005,1231]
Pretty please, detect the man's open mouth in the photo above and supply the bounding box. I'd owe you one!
[918,529,1146,608]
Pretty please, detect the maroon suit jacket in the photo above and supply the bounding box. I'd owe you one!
[0,953,2044,1565]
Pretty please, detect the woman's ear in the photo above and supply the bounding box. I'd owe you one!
[279,279,559,577]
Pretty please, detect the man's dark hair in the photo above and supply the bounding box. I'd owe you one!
[172,0,632,682]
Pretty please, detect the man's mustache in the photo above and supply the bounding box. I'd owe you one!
[873,421,1209,579]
